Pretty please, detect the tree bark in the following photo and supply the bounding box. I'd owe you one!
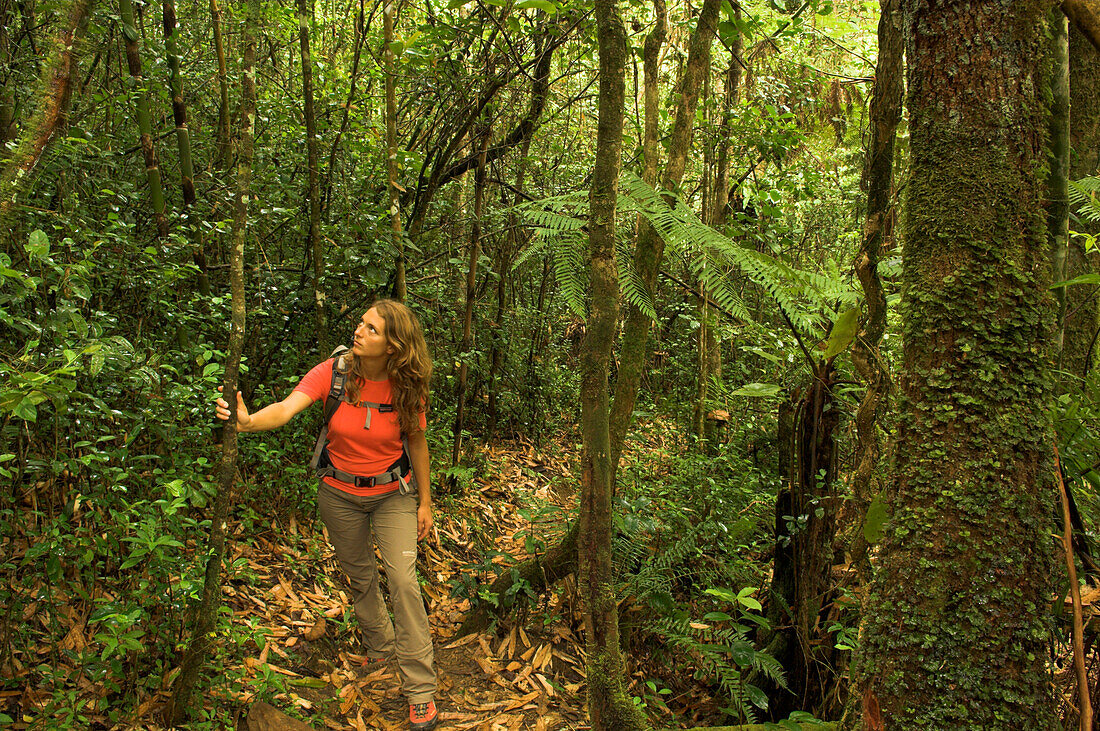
[119,0,168,238]
[608,0,720,474]
[165,0,254,721]
[855,0,1059,726]
[385,0,405,300]
[298,0,326,347]
[0,0,94,234]
[579,0,648,726]
[210,0,231,169]
[1065,23,1100,379]
[847,0,901,569]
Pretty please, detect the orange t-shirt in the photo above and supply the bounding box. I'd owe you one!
[295,359,426,496]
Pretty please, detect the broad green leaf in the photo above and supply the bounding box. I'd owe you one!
[516,0,558,12]
[730,382,781,398]
[704,587,739,603]
[745,682,769,710]
[729,639,755,667]
[26,230,49,260]
[702,611,733,622]
[824,307,860,359]
[863,493,889,544]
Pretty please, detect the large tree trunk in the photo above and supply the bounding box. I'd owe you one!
[1065,24,1100,379]
[608,0,720,473]
[855,1,1058,727]
[165,0,255,721]
[1051,11,1070,362]
[579,0,648,727]
[0,0,94,234]
[298,0,326,347]
[119,0,168,238]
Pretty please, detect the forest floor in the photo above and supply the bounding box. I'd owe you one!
[108,421,720,730]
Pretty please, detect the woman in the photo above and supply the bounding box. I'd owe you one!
[216,299,440,731]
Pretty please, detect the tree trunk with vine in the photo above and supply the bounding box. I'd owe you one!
[165,0,254,720]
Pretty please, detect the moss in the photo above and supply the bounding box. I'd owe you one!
[853,1,1059,727]
[587,648,651,731]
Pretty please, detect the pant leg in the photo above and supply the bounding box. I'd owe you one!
[316,483,396,659]
[370,490,436,703]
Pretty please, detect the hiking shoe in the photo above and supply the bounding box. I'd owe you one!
[409,700,439,730]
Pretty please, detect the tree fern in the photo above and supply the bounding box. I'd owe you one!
[513,172,858,341]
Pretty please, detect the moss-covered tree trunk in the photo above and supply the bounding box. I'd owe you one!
[384,0,405,300]
[298,0,326,347]
[210,0,231,169]
[855,1,1058,727]
[1050,11,1070,360]
[579,0,648,726]
[119,0,168,238]
[164,0,254,720]
[608,0,720,475]
[0,0,94,233]
[1066,23,1100,378]
[848,0,901,568]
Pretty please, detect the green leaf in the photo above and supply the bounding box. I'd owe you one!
[730,382,781,398]
[289,676,330,688]
[824,307,860,359]
[1051,273,1100,289]
[704,587,739,603]
[46,553,62,582]
[863,493,890,544]
[515,0,558,12]
[26,230,49,260]
[388,40,405,57]
[702,611,734,622]
[737,594,763,611]
[745,682,769,710]
[729,639,755,667]
[12,397,37,422]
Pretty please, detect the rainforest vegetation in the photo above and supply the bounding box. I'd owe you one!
[3,0,1100,728]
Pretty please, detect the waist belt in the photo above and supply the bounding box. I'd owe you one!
[315,448,413,493]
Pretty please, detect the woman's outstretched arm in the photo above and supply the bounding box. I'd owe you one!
[215,387,314,432]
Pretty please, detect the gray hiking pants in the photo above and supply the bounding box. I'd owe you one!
[317,482,436,703]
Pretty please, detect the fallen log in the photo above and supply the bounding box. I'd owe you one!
[243,702,316,731]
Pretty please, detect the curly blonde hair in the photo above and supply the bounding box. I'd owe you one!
[339,299,431,434]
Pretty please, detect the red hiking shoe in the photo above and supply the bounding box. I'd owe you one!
[409,700,439,730]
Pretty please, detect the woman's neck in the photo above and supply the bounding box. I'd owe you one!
[358,356,388,382]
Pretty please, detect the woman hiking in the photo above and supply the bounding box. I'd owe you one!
[215,298,440,730]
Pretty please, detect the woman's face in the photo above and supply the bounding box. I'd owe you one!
[352,307,392,359]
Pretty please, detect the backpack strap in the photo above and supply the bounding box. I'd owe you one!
[309,346,349,473]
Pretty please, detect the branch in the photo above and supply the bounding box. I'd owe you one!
[1065,0,1100,51]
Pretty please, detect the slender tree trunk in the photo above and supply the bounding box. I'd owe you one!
[0,4,16,149]
[166,0,254,721]
[1065,24,1100,379]
[712,9,741,226]
[298,0,326,347]
[119,0,168,238]
[488,133,531,433]
[322,0,365,215]
[210,0,231,169]
[856,1,1058,726]
[0,0,94,234]
[163,0,209,295]
[451,129,489,468]
[385,0,405,300]
[579,0,647,725]
[608,0,720,473]
[847,0,901,568]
